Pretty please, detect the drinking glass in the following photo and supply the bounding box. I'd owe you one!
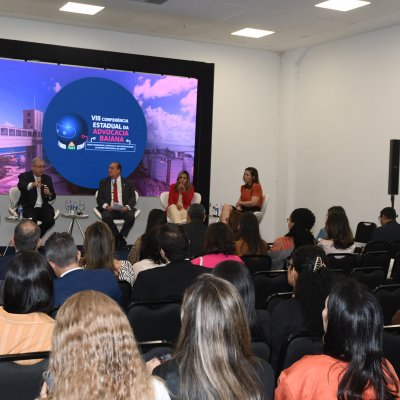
[65,199,72,215]
[78,200,85,214]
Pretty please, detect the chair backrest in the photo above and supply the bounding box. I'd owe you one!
[265,291,293,314]
[159,192,169,210]
[9,187,21,206]
[354,221,377,244]
[118,280,132,311]
[383,328,400,378]
[241,254,272,276]
[253,270,291,309]
[389,241,400,259]
[276,332,323,379]
[326,253,356,275]
[127,300,182,343]
[0,351,50,400]
[251,341,271,363]
[392,252,400,283]
[361,251,391,276]
[364,241,390,253]
[373,284,400,325]
[254,194,270,223]
[351,267,386,290]
[191,192,201,205]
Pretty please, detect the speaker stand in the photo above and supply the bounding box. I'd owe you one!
[391,194,395,208]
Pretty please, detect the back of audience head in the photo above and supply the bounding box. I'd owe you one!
[287,208,316,247]
[175,274,263,400]
[288,245,332,336]
[236,212,269,253]
[13,219,41,252]
[323,280,399,400]
[379,207,397,223]
[204,222,235,255]
[4,251,53,314]
[213,260,257,331]
[45,232,78,272]
[82,221,114,271]
[45,290,155,399]
[144,208,167,235]
[187,203,205,222]
[157,223,189,262]
[327,205,346,217]
[140,209,167,262]
[325,212,354,249]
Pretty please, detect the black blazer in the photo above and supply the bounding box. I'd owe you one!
[182,221,207,258]
[17,171,56,209]
[371,220,400,242]
[131,259,208,302]
[97,176,136,211]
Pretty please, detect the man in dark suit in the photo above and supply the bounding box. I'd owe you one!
[17,157,56,237]
[371,207,400,242]
[183,203,207,257]
[44,232,121,307]
[131,224,207,302]
[97,162,136,249]
[0,219,41,280]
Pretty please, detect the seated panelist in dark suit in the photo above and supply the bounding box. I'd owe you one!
[371,207,400,242]
[97,162,136,249]
[44,232,121,307]
[131,224,208,302]
[17,157,56,237]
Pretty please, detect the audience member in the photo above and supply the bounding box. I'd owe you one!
[40,290,170,399]
[191,222,243,268]
[220,167,263,225]
[275,280,400,399]
[167,170,195,223]
[152,274,274,400]
[213,260,270,343]
[0,219,41,279]
[270,245,332,370]
[44,232,120,307]
[131,224,206,302]
[0,252,54,363]
[81,221,135,287]
[128,209,167,265]
[318,212,355,254]
[371,207,400,242]
[315,206,346,240]
[182,203,207,257]
[235,212,270,256]
[269,208,316,269]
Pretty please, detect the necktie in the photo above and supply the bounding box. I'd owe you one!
[113,180,118,203]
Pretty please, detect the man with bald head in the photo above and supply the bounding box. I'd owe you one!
[17,157,56,237]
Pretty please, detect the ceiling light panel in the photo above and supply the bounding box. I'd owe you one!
[315,0,370,12]
[59,2,105,15]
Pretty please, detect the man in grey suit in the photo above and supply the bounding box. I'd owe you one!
[97,162,136,249]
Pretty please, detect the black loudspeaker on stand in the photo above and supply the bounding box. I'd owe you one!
[388,139,400,208]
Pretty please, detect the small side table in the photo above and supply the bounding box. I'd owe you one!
[208,215,220,225]
[61,213,89,239]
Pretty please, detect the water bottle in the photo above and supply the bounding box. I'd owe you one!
[17,204,23,221]
[215,203,220,217]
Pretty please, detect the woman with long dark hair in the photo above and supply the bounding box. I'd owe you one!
[270,245,332,369]
[318,212,355,254]
[220,167,263,225]
[152,274,274,400]
[316,205,347,240]
[270,208,316,269]
[167,170,195,223]
[235,212,269,256]
[275,280,400,399]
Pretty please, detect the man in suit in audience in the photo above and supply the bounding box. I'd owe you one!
[183,203,207,258]
[44,232,121,307]
[371,207,400,242]
[17,157,56,237]
[97,162,136,250]
[131,224,208,302]
[0,219,41,280]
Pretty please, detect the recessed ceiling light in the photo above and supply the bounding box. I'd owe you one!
[59,2,105,15]
[231,28,275,39]
[315,0,370,12]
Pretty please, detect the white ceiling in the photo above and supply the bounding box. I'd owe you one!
[1,0,400,52]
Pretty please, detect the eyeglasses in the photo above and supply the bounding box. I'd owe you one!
[286,218,291,223]
[378,216,383,220]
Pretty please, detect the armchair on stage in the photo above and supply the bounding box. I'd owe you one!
[159,191,202,223]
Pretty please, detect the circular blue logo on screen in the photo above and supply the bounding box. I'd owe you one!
[43,77,147,188]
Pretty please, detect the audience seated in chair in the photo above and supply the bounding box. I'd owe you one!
[315,206,347,241]
[371,207,400,242]
[191,222,243,268]
[151,274,275,400]
[0,219,41,280]
[275,280,400,399]
[270,245,332,370]
[131,224,207,302]
[182,203,207,258]
[40,290,170,399]
[0,252,54,364]
[44,232,121,307]
[80,221,135,287]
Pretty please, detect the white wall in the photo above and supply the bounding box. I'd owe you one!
[281,25,400,236]
[0,16,280,244]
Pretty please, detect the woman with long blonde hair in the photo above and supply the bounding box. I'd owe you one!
[152,274,274,400]
[40,290,170,400]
